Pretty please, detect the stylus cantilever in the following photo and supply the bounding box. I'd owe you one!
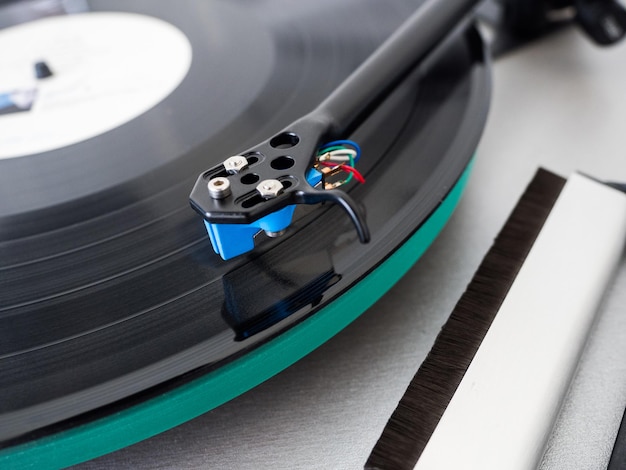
[190,0,481,260]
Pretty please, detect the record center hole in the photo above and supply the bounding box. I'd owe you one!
[240,173,260,185]
[271,156,294,170]
[270,133,299,149]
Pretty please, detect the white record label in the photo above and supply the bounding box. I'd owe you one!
[0,12,192,159]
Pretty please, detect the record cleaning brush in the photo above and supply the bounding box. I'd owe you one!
[366,168,626,470]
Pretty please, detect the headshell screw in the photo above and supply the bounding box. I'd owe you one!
[208,177,231,199]
[256,179,283,199]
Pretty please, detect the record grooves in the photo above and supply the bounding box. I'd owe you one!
[0,1,490,466]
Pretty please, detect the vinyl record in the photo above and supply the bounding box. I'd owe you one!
[0,0,490,467]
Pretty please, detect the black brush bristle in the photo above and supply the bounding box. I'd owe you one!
[365,168,566,470]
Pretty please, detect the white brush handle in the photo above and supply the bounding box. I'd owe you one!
[416,173,626,470]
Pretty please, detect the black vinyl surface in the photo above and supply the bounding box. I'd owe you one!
[0,0,490,445]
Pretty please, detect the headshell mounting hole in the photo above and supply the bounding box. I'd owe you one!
[240,173,260,185]
[270,132,299,149]
[243,152,262,165]
[271,156,294,170]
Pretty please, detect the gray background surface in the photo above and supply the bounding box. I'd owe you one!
[78,26,626,469]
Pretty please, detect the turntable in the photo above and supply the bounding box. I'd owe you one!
[4,1,626,468]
